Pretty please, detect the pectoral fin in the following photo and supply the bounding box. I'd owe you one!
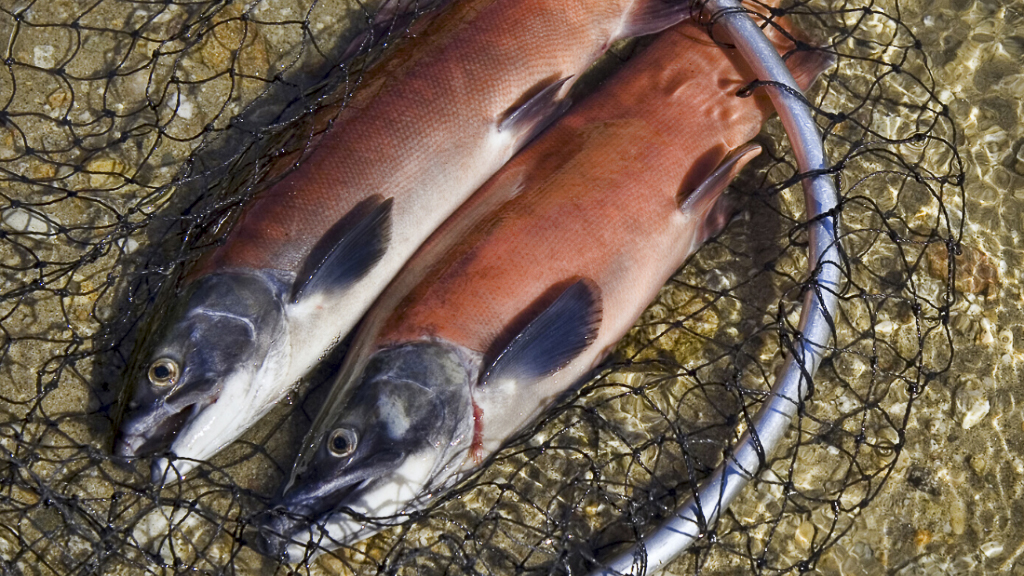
[291,195,393,303]
[498,77,573,143]
[480,279,602,389]
[679,142,761,241]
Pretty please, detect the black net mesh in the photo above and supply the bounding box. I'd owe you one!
[0,0,970,573]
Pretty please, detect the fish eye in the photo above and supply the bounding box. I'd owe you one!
[327,428,358,458]
[148,358,179,387]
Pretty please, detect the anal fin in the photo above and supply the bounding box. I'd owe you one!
[787,49,837,92]
[498,76,573,143]
[291,195,393,303]
[679,142,761,242]
[480,279,602,389]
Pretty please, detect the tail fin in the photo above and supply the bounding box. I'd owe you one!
[708,4,835,94]
[742,2,836,90]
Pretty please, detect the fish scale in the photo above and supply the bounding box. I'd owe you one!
[262,10,832,561]
[117,0,696,485]
[200,0,625,275]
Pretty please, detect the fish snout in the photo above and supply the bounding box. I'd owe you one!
[254,504,316,562]
[112,430,146,459]
[254,474,373,561]
[114,405,191,458]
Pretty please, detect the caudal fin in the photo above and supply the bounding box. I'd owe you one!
[750,3,837,91]
[705,1,834,92]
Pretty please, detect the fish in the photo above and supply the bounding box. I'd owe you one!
[256,10,833,562]
[114,0,696,484]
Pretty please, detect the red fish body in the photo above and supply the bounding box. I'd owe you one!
[262,11,831,560]
[117,0,695,484]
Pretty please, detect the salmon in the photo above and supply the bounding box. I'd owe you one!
[257,12,831,561]
[114,0,697,484]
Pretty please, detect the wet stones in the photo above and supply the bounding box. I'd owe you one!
[85,157,128,189]
[955,386,989,429]
[925,242,998,295]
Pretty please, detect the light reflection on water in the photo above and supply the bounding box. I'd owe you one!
[0,0,1018,572]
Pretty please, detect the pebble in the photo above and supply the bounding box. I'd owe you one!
[32,162,56,180]
[948,493,966,535]
[998,329,1013,351]
[969,455,986,475]
[837,393,859,414]
[926,243,998,295]
[32,45,54,68]
[979,317,995,345]
[955,388,989,429]
[87,157,128,189]
[116,237,139,254]
[981,541,1003,558]
[2,207,55,235]
[167,92,194,120]
[794,520,815,549]
[951,555,977,572]
[46,88,70,115]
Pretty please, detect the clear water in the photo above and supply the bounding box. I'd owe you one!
[0,0,1018,573]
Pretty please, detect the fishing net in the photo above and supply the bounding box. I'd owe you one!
[0,0,978,573]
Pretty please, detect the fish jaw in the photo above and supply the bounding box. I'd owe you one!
[150,355,287,483]
[115,272,287,465]
[128,0,698,477]
[114,397,195,458]
[258,450,436,562]
[256,341,479,560]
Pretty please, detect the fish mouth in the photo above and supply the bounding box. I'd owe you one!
[113,405,193,459]
[255,480,369,562]
[253,507,312,563]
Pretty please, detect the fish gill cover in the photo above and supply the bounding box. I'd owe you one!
[0,0,987,573]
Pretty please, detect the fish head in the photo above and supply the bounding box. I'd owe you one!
[257,341,477,561]
[115,272,285,461]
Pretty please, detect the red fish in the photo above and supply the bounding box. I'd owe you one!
[115,0,696,485]
[259,11,831,561]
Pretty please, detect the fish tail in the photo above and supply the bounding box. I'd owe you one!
[714,4,835,93]
[743,2,837,91]
[743,0,837,91]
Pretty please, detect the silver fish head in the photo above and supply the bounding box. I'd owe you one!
[257,341,477,561]
[114,272,285,462]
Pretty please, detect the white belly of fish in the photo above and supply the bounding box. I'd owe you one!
[157,127,520,482]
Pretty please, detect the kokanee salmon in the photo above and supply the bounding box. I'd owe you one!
[259,10,831,562]
[115,0,696,485]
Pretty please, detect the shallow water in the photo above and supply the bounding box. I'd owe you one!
[0,0,1017,573]
[816,0,1024,573]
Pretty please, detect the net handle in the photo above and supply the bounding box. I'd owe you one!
[590,0,841,572]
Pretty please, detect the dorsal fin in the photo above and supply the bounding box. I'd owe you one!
[480,279,602,389]
[291,195,393,303]
[498,76,573,142]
